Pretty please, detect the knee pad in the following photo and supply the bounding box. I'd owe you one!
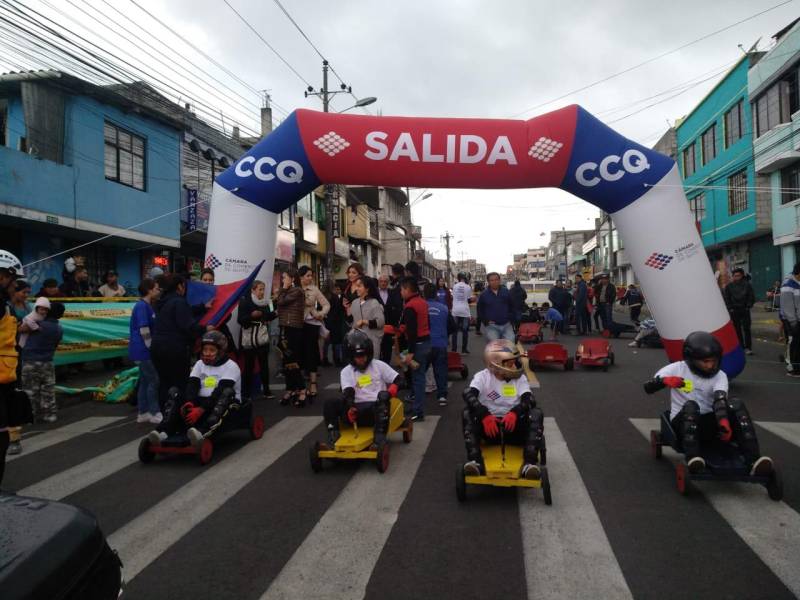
[728,397,755,438]
[376,390,391,406]
[682,400,700,418]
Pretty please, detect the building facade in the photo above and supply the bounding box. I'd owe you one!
[748,18,800,279]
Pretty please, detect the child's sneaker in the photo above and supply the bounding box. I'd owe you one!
[187,427,204,447]
[438,397,448,407]
[7,440,22,455]
[687,456,706,473]
[43,414,57,424]
[750,456,774,477]
[149,412,164,424]
[521,463,541,480]
[327,426,340,447]
[136,413,151,424]
[463,460,482,476]
[147,431,167,446]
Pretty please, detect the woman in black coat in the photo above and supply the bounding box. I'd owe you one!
[322,281,347,366]
[150,273,205,411]
[238,280,277,400]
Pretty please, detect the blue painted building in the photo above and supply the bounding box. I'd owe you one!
[747,18,800,280]
[0,71,182,291]
[676,52,781,298]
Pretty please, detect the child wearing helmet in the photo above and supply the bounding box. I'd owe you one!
[462,339,545,479]
[147,330,241,447]
[323,329,403,447]
[644,331,773,476]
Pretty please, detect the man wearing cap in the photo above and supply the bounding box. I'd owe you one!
[98,270,126,298]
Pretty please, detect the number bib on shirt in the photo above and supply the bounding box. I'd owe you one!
[357,374,372,388]
[203,376,218,389]
[502,384,516,398]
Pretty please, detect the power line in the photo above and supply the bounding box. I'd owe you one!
[221,0,313,88]
[511,0,794,118]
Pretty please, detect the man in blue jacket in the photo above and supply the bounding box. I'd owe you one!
[478,272,515,342]
[424,283,454,406]
[574,274,589,335]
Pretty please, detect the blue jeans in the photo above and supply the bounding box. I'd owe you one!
[429,346,448,400]
[411,340,432,416]
[451,316,470,352]
[485,322,515,342]
[136,359,160,415]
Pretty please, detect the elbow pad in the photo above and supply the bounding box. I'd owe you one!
[462,387,487,418]
[643,377,665,394]
[518,391,536,411]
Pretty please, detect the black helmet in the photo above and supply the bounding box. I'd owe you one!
[345,329,373,367]
[683,331,722,377]
[457,272,467,281]
[201,330,228,365]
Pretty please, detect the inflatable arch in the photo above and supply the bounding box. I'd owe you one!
[205,105,745,378]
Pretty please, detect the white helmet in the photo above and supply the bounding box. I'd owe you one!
[483,339,523,381]
[0,250,23,278]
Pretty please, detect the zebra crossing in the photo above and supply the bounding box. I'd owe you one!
[4,408,800,599]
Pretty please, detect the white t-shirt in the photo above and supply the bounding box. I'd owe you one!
[655,360,728,420]
[469,368,531,416]
[452,281,472,318]
[340,359,399,404]
[190,358,242,400]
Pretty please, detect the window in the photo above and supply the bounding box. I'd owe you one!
[724,100,743,148]
[701,124,716,166]
[754,79,792,137]
[781,163,800,205]
[104,122,145,190]
[682,144,696,177]
[727,170,748,215]
[278,206,294,230]
[689,193,706,222]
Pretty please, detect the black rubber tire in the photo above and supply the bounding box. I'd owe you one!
[602,358,609,372]
[565,357,574,371]
[767,467,784,501]
[309,441,323,473]
[541,466,552,505]
[376,442,390,473]
[402,418,413,444]
[198,438,214,466]
[138,438,154,464]
[539,447,547,466]
[650,430,662,459]
[455,463,467,502]
[460,365,469,380]
[610,352,615,365]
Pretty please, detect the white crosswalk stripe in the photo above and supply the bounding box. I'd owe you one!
[630,418,800,597]
[520,418,632,600]
[18,438,141,500]
[757,422,800,449]
[261,417,440,600]
[108,416,321,582]
[8,416,128,462]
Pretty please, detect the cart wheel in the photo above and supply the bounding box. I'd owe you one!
[602,358,609,372]
[402,417,413,443]
[565,357,574,371]
[460,365,469,380]
[198,438,214,465]
[250,415,265,440]
[610,352,615,365]
[309,441,323,473]
[455,463,467,502]
[766,466,783,501]
[375,442,390,473]
[650,430,662,459]
[539,447,547,466]
[541,466,552,506]
[138,438,155,464]
[675,462,689,495]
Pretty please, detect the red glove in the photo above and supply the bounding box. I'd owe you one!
[347,406,359,424]
[180,402,195,416]
[183,405,204,426]
[482,414,499,438]
[502,411,518,433]
[661,376,685,389]
[387,384,399,398]
[718,417,733,442]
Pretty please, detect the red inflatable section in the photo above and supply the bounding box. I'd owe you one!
[661,321,741,364]
[295,106,579,190]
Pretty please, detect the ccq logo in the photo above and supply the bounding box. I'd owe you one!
[575,149,650,187]
[234,156,304,184]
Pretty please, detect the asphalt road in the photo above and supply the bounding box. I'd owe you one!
[3,328,799,600]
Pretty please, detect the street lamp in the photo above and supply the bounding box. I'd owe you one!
[411,192,433,207]
[339,96,378,113]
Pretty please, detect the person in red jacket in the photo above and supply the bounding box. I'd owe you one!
[400,277,430,422]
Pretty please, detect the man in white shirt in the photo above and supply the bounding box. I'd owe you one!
[97,270,127,298]
[323,330,402,446]
[450,272,472,354]
[645,331,772,476]
[148,331,241,447]
[461,339,545,480]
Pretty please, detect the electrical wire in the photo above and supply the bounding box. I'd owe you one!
[511,0,794,118]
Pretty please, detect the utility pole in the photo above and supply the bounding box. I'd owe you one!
[442,231,453,285]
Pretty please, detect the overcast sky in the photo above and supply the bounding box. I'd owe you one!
[9,0,799,272]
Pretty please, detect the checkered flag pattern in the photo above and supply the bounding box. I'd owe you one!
[644,252,673,270]
[205,254,222,269]
[528,137,563,162]
[312,131,351,156]
[486,391,500,401]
